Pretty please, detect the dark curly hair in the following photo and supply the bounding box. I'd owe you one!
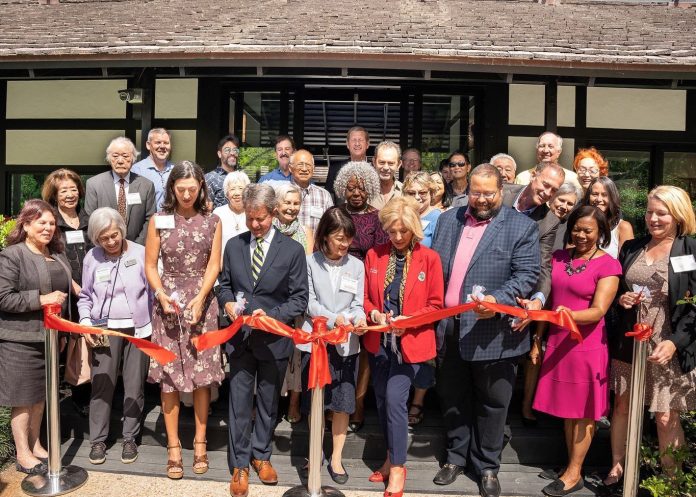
[161,161,211,215]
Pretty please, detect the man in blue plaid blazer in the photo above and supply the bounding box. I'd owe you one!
[430,164,540,497]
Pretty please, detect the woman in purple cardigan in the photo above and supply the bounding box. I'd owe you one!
[77,207,152,466]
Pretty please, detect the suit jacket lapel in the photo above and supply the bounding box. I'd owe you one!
[448,207,467,278]
[240,232,254,286]
[126,173,138,220]
[104,173,118,208]
[256,230,282,285]
[668,236,687,305]
[466,208,504,277]
[404,247,424,303]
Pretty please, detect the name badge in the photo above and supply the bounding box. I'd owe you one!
[126,192,142,205]
[310,206,323,219]
[95,267,111,283]
[421,220,430,230]
[155,215,175,229]
[65,230,85,245]
[124,258,137,268]
[670,255,696,273]
[339,275,358,294]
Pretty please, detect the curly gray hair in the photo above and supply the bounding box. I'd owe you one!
[334,161,381,201]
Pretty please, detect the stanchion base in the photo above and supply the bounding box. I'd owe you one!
[21,465,88,496]
[283,484,345,497]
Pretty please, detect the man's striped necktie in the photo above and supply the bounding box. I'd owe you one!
[252,237,265,282]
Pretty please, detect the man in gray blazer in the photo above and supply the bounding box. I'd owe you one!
[84,137,156,245]
[502,161,564,312]
[431,164,540,497]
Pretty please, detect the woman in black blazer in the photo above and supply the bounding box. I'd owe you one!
[605,185,696,488]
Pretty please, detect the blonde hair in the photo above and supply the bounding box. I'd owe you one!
[379,196,424,242]
[403,171,435,196]
[648,185,696,237]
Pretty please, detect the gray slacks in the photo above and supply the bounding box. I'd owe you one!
[89,331,149,444]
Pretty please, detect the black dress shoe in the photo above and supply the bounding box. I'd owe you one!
[542,477,584,496]
[433,463,465,485]
[521,416,538,428]
[326,458,349,485]
[348,420,363,433]
[480,469,501,497]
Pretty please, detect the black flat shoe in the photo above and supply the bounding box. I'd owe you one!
[327,458,349,485]
[433,463,465,485]
[15,461,47,475]
[348,420,364,433]
[542,477,584,496]
[480,469,501,497]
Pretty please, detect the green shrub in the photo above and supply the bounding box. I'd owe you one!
[0,407,12,466]
[640,411,696,497]
[0,216,16,250]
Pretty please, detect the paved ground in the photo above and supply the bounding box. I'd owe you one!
[0,465,535,497]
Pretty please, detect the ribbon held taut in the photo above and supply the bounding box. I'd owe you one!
[192,299,582,390]
[43,304,176,365]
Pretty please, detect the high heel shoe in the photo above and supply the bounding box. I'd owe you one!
[166,442,183,480]
[192,439,209,474]
[384,467,407,497]
[368,469,389,483]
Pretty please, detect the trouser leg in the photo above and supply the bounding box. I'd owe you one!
[251,355,288,461]
[227,349,256,470]
[89,336,125,444]
[120,334,149,441]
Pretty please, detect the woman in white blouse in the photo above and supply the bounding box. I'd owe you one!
[212,171,250,257]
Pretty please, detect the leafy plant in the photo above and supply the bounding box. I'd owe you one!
[0,216,16,250]
[640,411,696,497]
[0,407,11,466]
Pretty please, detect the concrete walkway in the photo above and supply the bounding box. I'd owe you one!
[0,466,535,497]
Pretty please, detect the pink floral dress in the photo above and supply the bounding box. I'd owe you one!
[147,212,225,393]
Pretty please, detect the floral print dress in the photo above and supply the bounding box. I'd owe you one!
[148,212,225,393]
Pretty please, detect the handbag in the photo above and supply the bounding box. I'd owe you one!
[64,335,92,386]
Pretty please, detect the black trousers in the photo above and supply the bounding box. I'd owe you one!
[227,346,289,470]
[436,332,519,475]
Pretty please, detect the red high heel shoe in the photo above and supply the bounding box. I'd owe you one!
[384,467,407,497]
[369,469,389,483]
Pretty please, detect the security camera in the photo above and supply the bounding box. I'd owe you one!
[117,88,144,104]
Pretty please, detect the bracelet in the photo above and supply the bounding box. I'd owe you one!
[532,335,542,343]
[154,288,165,299]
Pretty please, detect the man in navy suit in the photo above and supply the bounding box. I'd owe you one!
[430,164,540,497]
[218,183,308,497]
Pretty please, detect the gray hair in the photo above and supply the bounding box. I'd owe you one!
[553,182,583,203]
[334,161,381,201]
[147,128,170,142]
[373,140,401,160]
[489,153,517,169]
[289,149,314,166]
[105,136,139,162]
[87,207,126,246]
[272,182,302,207]
[223,171,251,194]
[242,183,276,213]
[536,131,563,150]
[533,161,566,181]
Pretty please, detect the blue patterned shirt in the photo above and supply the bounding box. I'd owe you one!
[205,166,231,209]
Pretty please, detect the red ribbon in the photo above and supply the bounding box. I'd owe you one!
[625,322,653,342]
[192,299,582,390]
[43,304,176,365]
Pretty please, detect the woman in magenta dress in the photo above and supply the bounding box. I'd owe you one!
[531,205,621,497]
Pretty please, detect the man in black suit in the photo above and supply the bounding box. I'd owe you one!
[84,136,156,244]
[502,161,565,313]
[218,183,308,497]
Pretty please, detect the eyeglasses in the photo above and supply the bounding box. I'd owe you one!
[222,147,240,154]
[577,167,599,175]
[405,190,430,198]
[469,191,498,200]
[291,162,313,171]
[449,161,468,168]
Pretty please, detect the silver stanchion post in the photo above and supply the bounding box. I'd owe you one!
[22,314,88,496]
[623,331,650,497]
[284,318,344,497]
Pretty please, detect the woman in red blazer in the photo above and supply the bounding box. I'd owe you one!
[363,196,444,497]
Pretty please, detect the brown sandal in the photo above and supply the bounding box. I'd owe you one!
[167,442,184,480]
[408,404,424,426]
[192,439,209,475]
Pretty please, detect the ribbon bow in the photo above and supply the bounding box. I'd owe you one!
[625,322,653,342]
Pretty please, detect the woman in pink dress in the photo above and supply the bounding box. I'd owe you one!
[531,205,621,497]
